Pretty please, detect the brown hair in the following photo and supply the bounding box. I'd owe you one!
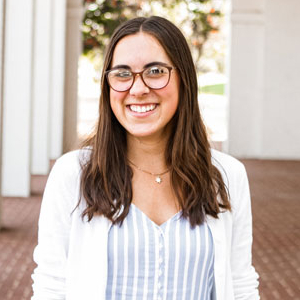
[79,16,230,227]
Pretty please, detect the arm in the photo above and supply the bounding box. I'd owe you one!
[230,163,260,299]
[31,153,80,300]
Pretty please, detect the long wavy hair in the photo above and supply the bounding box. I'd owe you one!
[79,16,231,227]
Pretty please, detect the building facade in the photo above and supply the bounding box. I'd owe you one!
[0,0,82,198]
[0,0,299,200]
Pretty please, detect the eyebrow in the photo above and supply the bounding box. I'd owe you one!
[110,61,169,70]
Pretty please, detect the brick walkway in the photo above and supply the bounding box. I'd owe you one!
[0,159,299,299]
[243,160,300,299]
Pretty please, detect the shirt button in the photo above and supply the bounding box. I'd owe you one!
[159,257,163,264]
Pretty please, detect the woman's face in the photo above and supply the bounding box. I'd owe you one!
[109,32,180,140]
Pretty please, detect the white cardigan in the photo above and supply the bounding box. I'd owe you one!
[31,149,260,300]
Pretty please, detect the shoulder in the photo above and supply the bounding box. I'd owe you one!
[53,147,92,173]
[47,148,92,189]
[211,149,244,172]
[211,149,248,191]
[41,148,92,209]
[211,148,246,175]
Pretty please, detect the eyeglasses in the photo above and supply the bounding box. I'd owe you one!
[105,64,176,92]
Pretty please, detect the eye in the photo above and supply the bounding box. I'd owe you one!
[115,69,132,78]
[145,65,168,77]
[108,69,132,81]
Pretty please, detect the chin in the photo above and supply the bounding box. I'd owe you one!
[129,131,157,138]
[127,128,163,139]
[125,123,171,140]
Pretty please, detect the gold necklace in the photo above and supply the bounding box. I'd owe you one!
[128,160,169,184]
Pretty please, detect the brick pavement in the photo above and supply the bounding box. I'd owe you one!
[0,196,41,300]
[0,159,299,299]
[243,160,300,300]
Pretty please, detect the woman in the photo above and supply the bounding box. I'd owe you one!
[31,16,260,300]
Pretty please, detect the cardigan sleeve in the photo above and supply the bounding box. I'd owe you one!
[31,151,81,300]
[230,162,260,300]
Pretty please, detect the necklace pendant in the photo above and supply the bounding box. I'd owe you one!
[155,176,162,184]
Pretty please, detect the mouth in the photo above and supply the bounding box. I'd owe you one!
[127,104,157,113]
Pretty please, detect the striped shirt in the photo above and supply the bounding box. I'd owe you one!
[105,203,216,300]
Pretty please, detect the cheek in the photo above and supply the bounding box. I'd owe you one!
[169,97,179,119]
[164,83,180,113]
[110,90,125,114]
[165,93,179,110]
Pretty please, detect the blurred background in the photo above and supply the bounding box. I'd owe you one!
[1,0,300,198]
[0,0,299,299]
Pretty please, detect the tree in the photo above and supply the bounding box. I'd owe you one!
[82,0,140,54]
[82,0,223,71]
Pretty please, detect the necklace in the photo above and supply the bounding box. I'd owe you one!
[128,160,169,184]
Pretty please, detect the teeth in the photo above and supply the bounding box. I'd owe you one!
[130,104,156,113]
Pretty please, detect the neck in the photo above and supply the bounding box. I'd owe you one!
[127,132,169,173]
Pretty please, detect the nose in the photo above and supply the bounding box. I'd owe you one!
[129,74,150,96]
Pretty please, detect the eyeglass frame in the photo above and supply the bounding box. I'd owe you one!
[105,64,177,92]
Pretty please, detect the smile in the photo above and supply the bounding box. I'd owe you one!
[129,104,157,113]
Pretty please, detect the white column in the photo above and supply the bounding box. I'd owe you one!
[228,0,300,159]
[0,0,3,137]
[63,0,83,153]
[50,0,67,160]
[227,0,266,158]
[262,0,300,159]
[1,0,33,196]
[0,0,4,227]
[31,0,52,175]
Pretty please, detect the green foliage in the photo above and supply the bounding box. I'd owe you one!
[200,83,225,95]
[82,0,140,54]
[82,0,223,71]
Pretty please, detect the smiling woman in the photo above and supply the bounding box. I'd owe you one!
[31,16,260,300]
[109,32,180,140]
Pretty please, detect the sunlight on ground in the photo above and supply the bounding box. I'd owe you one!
[78,56,228,142]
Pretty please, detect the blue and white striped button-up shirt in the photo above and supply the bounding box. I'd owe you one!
[106,203,216,300]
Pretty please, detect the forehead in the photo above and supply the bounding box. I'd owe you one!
[111,32,172,68]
